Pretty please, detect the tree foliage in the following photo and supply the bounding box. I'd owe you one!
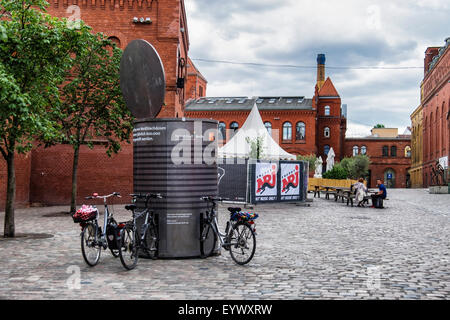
[323,155,371,180]
[322,163,349,179]
[297,154,316,173]
[0,0,79,236]
[42,22,133,213]
[46,23,133,156]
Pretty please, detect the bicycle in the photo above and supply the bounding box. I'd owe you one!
[200,196,257,265]
[77,192,122,267]
[118,193,164,270]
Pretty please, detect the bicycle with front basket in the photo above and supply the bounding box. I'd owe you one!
[74,192,122,267]
[118,193,164,270]
[200,196,258,265]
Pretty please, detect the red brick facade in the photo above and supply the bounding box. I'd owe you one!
[185,57,207,101]
[47,0,190,118]
[0,154,31,208]
[344,138,411,188]
[1,0,193,208]
[421,40,450,187]
[185,76,347,161]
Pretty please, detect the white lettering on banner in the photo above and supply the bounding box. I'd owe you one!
[133,126,166,142]
[167,213,192,225]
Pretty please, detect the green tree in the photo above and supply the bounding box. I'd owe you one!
[0,0,77,237]
[374,124,385,128]
[297,154,316,173]
[47,24,133,213]
[322,163,348,179]
[338,155,371,180]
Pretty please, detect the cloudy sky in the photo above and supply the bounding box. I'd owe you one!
[185,0,449,137]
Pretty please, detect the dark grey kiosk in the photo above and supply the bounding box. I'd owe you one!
[120,40,218,258]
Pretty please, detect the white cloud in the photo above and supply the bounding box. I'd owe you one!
[185,0,450,132]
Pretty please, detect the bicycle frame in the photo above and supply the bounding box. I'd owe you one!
[205,207,232,247]
[132,208,153,247]
[85,193,119,246]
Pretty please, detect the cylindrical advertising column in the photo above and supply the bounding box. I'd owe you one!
[133,118,218,258]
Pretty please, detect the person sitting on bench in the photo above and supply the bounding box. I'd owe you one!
[354,177,368,207]
[371,179,387,208]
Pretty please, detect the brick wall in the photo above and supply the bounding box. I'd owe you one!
[29,144,133,206]
[0,154,32,209]
[47,0,188,118]
[421,46,450,187]
[344,138,412,188]
[1,1,188,208]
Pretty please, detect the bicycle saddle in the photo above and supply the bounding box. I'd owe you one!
[125,204,137,211]
[227,207,241,213]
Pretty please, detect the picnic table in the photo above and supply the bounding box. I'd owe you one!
[321,186,338,200]
[333,187,352,203]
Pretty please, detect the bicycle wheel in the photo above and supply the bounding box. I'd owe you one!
[200,222,217,258]
[81,223,101,267]
[118,225,138,270]
[228,222,256,265]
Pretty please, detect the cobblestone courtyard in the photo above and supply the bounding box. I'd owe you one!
[0,189,449,300]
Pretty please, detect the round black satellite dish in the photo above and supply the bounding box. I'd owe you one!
[120,39,166,119]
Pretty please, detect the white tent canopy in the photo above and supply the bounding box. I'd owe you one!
[218,103,296,160]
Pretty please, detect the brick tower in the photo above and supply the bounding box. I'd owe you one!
[313,54,347,161]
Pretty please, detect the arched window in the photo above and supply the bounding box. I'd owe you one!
[382,146,389,157]
[264,122,272,135]
[230,122,239,138]
[323,127,330,138]
[361,146,367,155]
[324,106,331,116]
[391,146,397,157]
[283,122,292,141]
[324,145,330,155]
[218,122,226,141]
[405,146,411,158]
[230,122,239,131]
[353,146,359,156]
[296,122,306,140]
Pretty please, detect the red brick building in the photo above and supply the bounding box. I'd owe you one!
[1,0,199,208]
[185,54,348,162]
[345,128,412,188]
[185,57,207,101]
[185,55,411,188]
[421,38,450,187]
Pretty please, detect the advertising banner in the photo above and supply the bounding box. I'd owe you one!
[280,163,301,201]
[249,160,306,204]
[254,162,279,202]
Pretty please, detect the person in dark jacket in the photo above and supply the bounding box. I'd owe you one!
[371,179,387,208]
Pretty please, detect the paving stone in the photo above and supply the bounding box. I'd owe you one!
[0,189,449,299]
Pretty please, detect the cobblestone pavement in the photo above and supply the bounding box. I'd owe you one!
[0,189,449,300]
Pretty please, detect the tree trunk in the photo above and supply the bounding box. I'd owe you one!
[70,146,80,214]
[4,152,16,238]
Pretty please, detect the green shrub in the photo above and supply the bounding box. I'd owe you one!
[322,163,349,179]
[297,154,317,173]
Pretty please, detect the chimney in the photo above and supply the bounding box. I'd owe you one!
[317,54,326,90]
[424,47,440,75]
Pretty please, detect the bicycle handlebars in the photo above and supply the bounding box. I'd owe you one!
[85,192,121,200]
